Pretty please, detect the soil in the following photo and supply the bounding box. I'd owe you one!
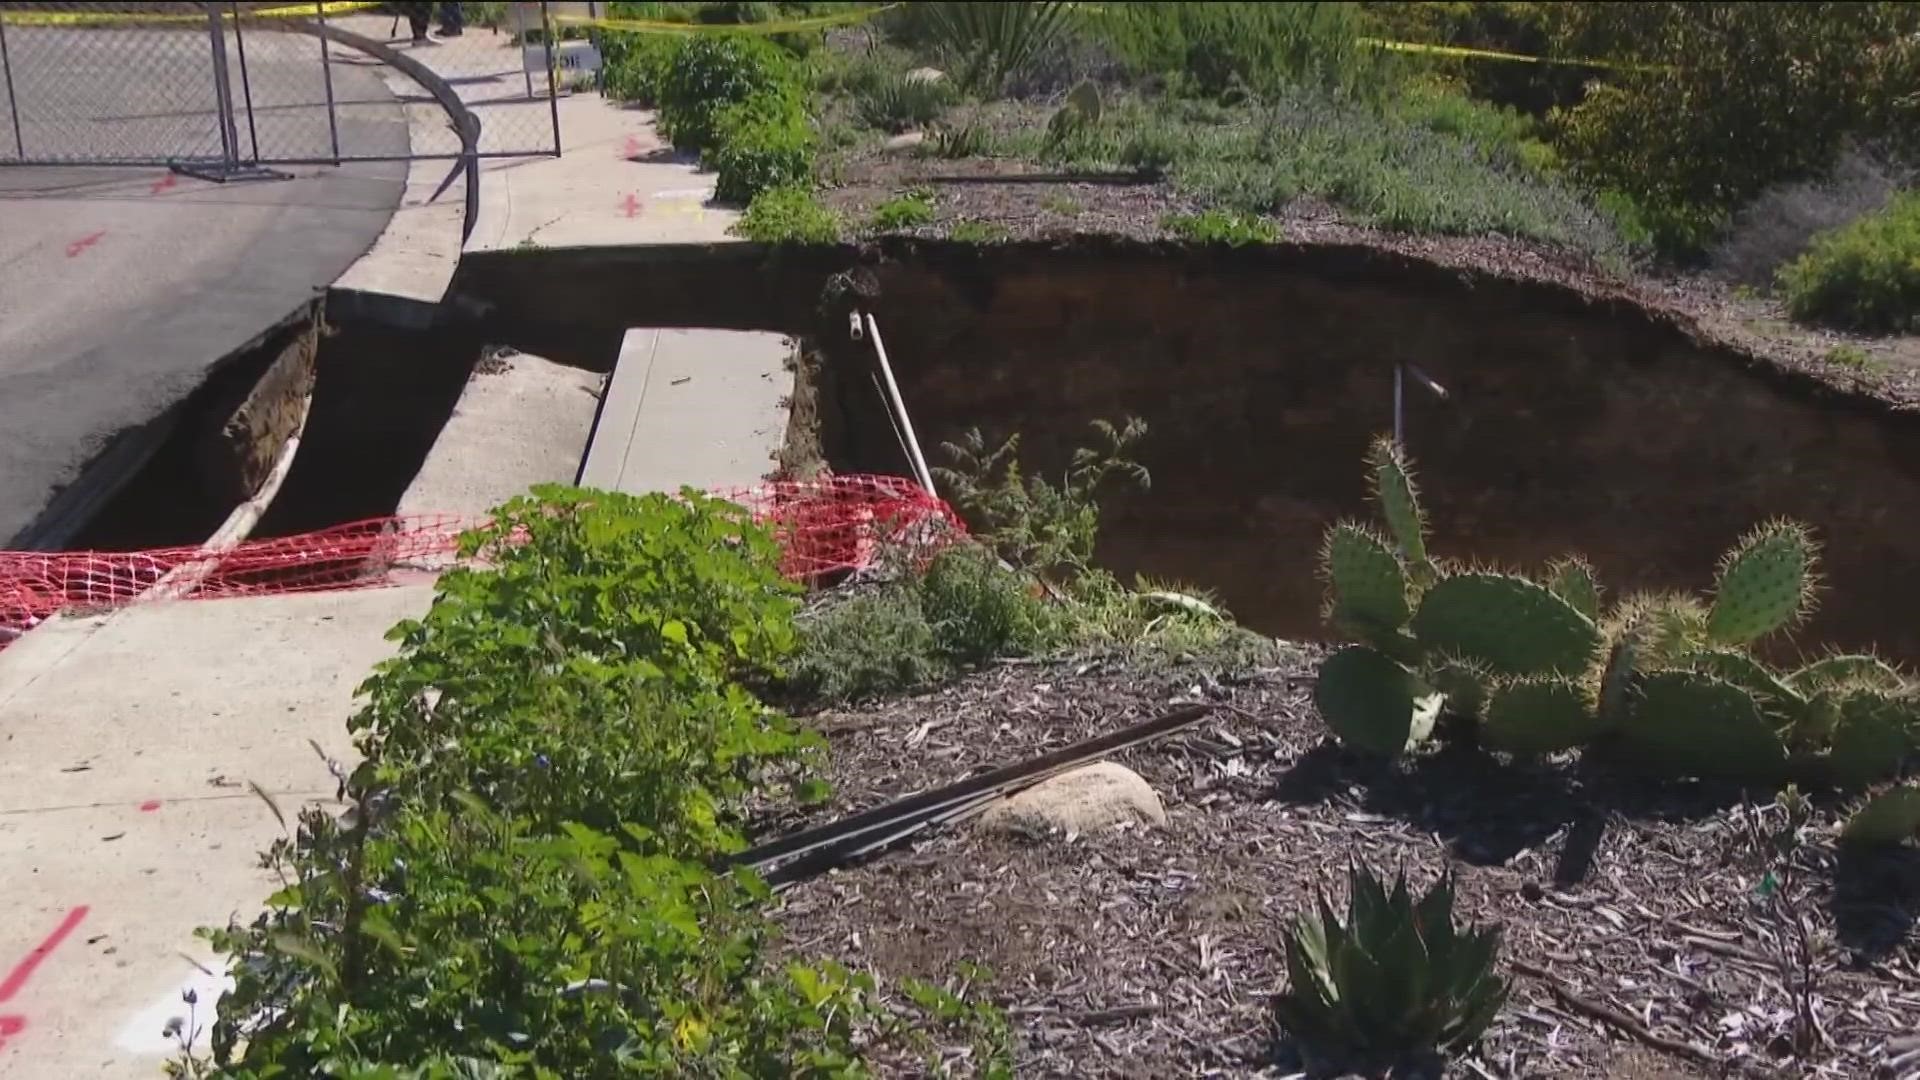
[763,650,1920,1078]
[817,101,1920,408]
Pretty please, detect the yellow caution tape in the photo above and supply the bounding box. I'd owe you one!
[551,2,899,37]
[1359,36,1663,72]
[0,2,381,29]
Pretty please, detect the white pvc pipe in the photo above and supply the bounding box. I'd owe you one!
[865,313,937,497]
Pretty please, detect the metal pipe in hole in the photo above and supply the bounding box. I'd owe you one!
[865,313,937,497]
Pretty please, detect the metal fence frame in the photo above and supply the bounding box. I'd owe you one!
[0,2,562,173]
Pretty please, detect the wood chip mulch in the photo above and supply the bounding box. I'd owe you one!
[761,647,1920,1078]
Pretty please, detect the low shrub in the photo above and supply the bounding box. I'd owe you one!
[1713,150,1911,288]
[854,71,956,133]
[1777,189,1920,333]
[1096,1,1396,103]
[1163,209,1280,245]
[734,185,842,242]
[868,189,936,230]
[599,30,682,106]
[658,35,798,152]
[708,93,816,204]
[948,220,1009,244]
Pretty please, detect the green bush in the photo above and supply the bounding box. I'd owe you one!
[734,185,842,242]
[658,34,799,152]
[1097,1,1396,102]
[709,93,817,204]
[1777,191,1920,333]
[1551,2,1920,260]
[599,31,683,106]
[788,547,1059,706]
[869,189,936,230]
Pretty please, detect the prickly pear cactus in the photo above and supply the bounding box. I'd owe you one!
[1826,688,1916,788]
[1545,556,1601,622]
[1621,671,1788,782]
[1683,649,1807,730]
[1792,653,1905,692]
[1322,522,1410,641]
[1842,785,1920,847]
[1367,436,1433,583]
[1422,653,1493,719]
[1481,677,1603,756]
[1706,521,1817,646]
[1314,645,1440,757]
[1411,572,1600,678]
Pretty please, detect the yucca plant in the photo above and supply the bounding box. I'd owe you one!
[914,1,1075,97]
[1273,864,1508,1069]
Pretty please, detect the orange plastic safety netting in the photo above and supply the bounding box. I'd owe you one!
[0,475,962,647]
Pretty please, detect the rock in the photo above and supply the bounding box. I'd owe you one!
[882,130,927,152]
[979,762,1166,836]
[905,66,945,85]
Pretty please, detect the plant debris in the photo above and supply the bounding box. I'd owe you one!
[765,648,1920,1077]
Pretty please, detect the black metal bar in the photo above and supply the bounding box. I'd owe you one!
[542,1,562,156]
[315,1,341,163]
[732,703,1215,872]
[0,14,23,159]
[203,5,238,166]
[230,2,261,162]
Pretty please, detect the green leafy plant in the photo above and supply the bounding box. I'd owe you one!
[735,185,843,242]
[948,220,1010,243]
[855,70,956,132]
[1313,438,1920,786]
[1097,1,1396,102]
[787,546,1059,707]
[1162,208,1281,245]
[1273,863,1507,1070]
[869,188,936,230]
[1778,190,1920,333]
[599,31,683,106]
[935,417,1150,581]
[926,116,991,159]
[708,93,817,204]
[658,34,799,152]
[909,0,1075,97]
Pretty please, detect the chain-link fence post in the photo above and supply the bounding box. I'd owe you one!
[542,1,561,156]
[0,14,24,159]
[176,3,288,182]
[314,1,341,164]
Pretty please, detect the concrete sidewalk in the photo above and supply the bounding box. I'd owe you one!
[0,42,795,1079]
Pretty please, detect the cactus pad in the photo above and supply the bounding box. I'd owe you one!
[1827,689,1916,788]
[1481,677,1602,756]
[1621,671,1788,782]
[1545,556,1601,622]
[1706,520,1817,646]
[1792,653,1906,693]
[1368,435,1430,576]
[1842,786,1920,847]
[1411,572,1601,677]
[1594,629,1642,730]
[1322,522,1410,638]
[1683,649,1807,729]
[1423,654,1492,719]
[1314,646,1437,757]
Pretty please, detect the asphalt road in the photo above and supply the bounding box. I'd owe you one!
[0,22,407,547]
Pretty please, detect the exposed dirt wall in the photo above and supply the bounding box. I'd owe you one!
[805,247,1920,663]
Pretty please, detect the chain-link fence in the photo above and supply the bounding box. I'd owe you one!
[0,2,561,169]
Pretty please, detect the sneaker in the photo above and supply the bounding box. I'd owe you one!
[439,26,463,36]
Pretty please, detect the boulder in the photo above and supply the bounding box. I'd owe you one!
[979,762,1166,836]
[882,130,927,152]
[905,66,946,85]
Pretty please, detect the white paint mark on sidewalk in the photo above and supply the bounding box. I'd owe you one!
[115,967,232,1057]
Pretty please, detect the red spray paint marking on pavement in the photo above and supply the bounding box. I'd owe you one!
[138,799,162,812]
[621,193,642,219]
[149,172,178,196]
[621,133,641,160]
[65,231,106,258]
[0,906,90,1051]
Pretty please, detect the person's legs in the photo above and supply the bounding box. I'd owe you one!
[437,2,464,36]
[405,3,431,43]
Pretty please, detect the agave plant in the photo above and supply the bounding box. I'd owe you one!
[914,0,1074,96]
[1273,863,1508,1069]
